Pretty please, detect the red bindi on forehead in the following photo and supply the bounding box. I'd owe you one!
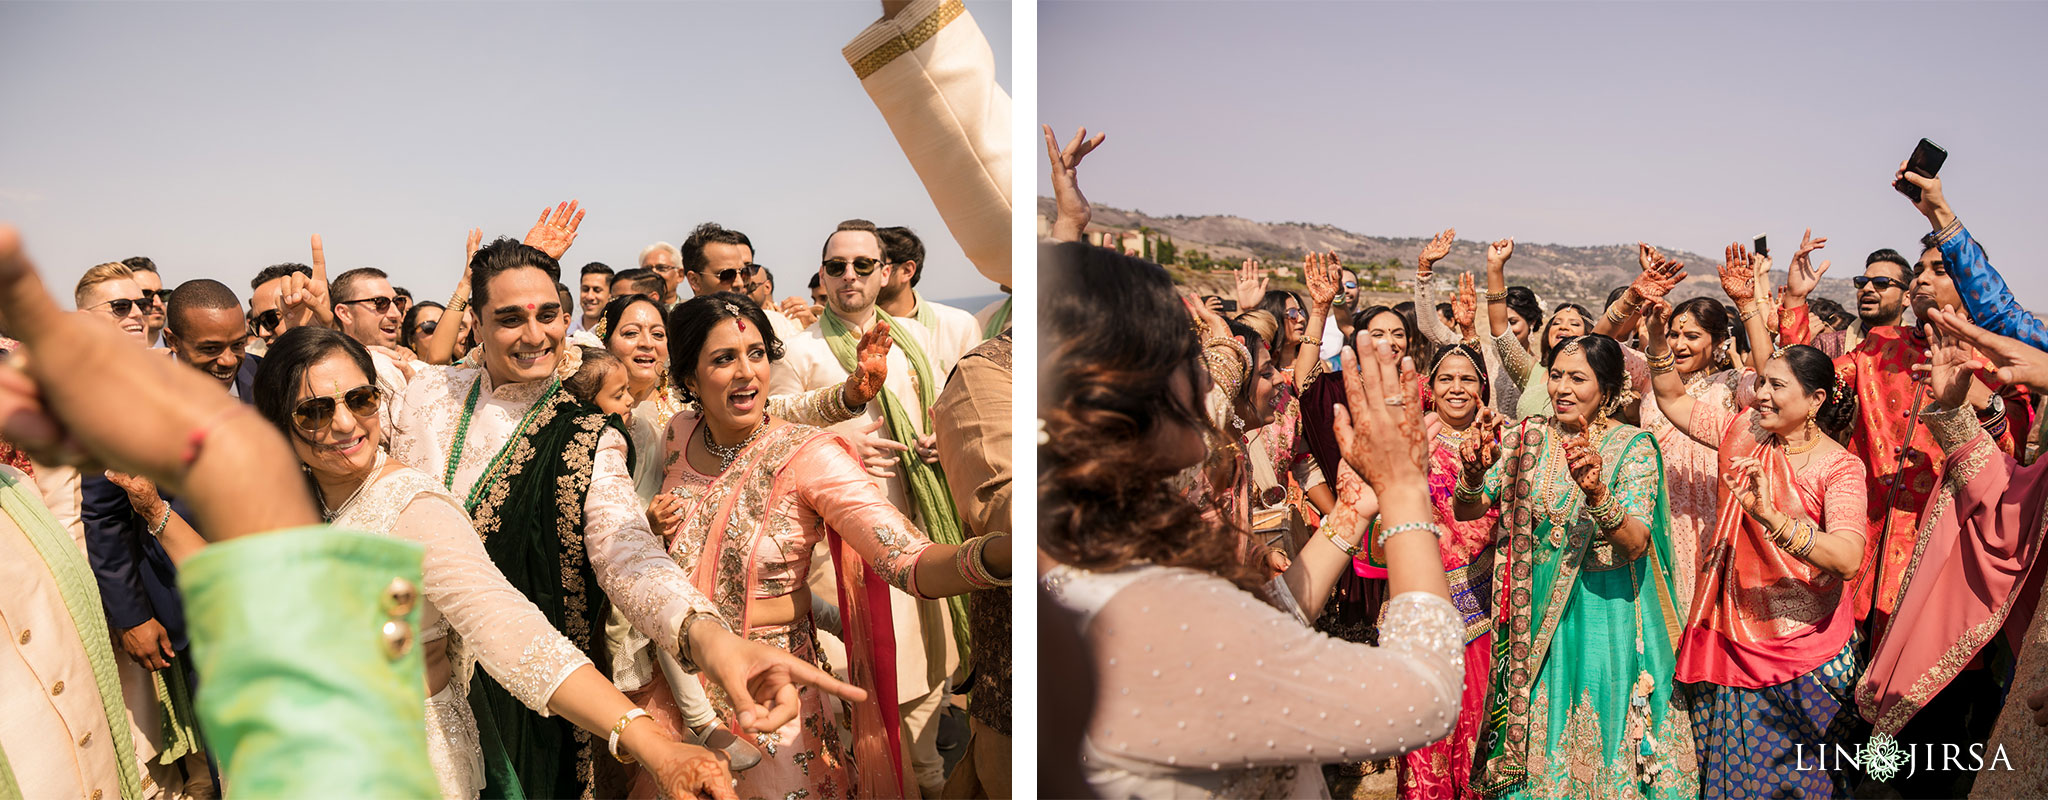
[527,303,536,310]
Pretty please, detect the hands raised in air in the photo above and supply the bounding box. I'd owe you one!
[1485,237,1514,269]
[1717,242,1759,304]
[1783,228,1831,301]
[1921,306,2048,394]
[1044,125,1106,243]
[1330,332,1428,495]
[1303,251,1341,310]
[1631,244,1688,301]
[523,201,585,260]
[1418,228,1455,278]
[1233,259,1268,310]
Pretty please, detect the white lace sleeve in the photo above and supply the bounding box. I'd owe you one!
[767,385,863,427]
[1414,276,1460,347]
[1085,570,1464,769]
[391,495,589,715]
[582,428,720,661]
[1492,331,1537,390]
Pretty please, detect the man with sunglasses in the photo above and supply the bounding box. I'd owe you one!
[681,222,801,343]
[875,225,982,372]
[1781,248,1913,360]
[330,267,404,350]
[769,218,963,796]
[122,256,169,347]
[639,241,682,304]
[76,262,150,344]
[247,262,313,351]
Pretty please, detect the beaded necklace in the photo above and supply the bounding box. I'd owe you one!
[441,374,562,513]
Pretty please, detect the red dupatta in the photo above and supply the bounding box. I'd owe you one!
[1674,410,1856,688]
[678,420,913,798]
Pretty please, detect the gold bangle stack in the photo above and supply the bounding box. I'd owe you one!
[1772,518,1817,558]
[1588,495,1627,531]
[1646,350,1677,375]
[1484,290,1508,302]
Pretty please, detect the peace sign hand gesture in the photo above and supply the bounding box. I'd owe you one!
[523,200,585,260]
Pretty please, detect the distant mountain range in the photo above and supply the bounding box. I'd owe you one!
[1040,198,1862,312]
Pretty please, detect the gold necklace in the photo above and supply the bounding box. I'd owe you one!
[1781,431,1822,455]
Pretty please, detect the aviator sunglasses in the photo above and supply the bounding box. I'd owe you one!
[292,384,384,432]
[821,257,881,278]
[1852,276,1906,292]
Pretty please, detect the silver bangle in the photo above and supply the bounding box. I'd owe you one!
[1374,521,1441,552]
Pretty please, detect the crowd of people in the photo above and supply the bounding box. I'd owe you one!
[0,2,1015,799]
[1041,125,2048,800]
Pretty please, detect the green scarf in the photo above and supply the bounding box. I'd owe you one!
[150,660,202,765]
[1,469,144,800]
[982,297,1011,340]
[821,308,972,660]
[463,387,627,800]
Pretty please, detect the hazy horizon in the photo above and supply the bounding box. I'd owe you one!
[1,1,1011,311]
[1040,1,2048,300]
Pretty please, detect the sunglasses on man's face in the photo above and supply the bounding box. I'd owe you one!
[821,257,881,278]
[291,384,383,432]
[1342,281,1359,290]
[1853,276,1906,292]
[139,289,172,307]
[92,298,145,318]
[689,263,762,284]
[338,296,397,314]
[252,309,283,332]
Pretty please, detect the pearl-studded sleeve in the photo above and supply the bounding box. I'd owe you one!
[1083,569,1464,769]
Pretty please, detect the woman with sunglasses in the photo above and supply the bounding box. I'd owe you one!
[250,326,733,800]
[635,292,1009,800]
[401,301,445,354]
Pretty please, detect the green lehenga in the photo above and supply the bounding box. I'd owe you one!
[1469,418,1699,799]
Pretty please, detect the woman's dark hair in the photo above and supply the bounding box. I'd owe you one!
[1807,297,1853,331]
[1549,333,1627,411]
[1429,343,1491,403]
[665,292,782,404]
[1354,305,1426,365]
[1503,286,1542,333]
[252,326,378,447]
[1040,243,1260,590]
[1671,297,1733,370]
[1538,303,1593,366]
[1779,344,1858,439]
[400,301,444,352]
[597,293,666,343]
[1255,289,1304,348]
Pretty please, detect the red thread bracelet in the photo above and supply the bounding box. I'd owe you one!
[182,405,246,470]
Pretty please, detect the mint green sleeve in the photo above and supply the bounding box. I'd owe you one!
[178,527,436,799]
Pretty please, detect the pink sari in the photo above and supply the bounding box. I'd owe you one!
[1397,439,1499,800]
[1859,420,2048,738]
[644,419,913,799]
[1675,408,1861,688]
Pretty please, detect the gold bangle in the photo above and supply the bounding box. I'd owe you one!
[609,708,650,764]
[1484,290,1508,302]
[1301,336,1323,347]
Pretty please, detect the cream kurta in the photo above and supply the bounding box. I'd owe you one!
[388,363,718,666]
[905,294,982,378]
[1,468,130,800]
[766,310,957,698]
[844,0,1011,288]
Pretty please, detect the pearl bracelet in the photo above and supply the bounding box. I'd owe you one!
[1374,521,1441,552]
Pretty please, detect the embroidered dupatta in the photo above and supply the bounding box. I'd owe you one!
[462,389,625,800]
[1675,410,1856,689]
[671,421,913,799]
[1471,420,1695,798]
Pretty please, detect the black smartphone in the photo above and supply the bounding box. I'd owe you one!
[1894,138,1949,202]
[1218,299,1238,312]
[1753,234,1768,258]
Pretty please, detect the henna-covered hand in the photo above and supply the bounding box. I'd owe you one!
[1451,273,1477,335]
[522,200,586,260]
[840,320,893,409]
[1331,332,1428,494]
[1718,242,1757,304]
[1418,227,1456,277]
[1303,251,1339,310]
[1562,433,1606,504]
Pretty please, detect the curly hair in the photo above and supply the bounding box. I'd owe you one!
[1040,243,1264,590]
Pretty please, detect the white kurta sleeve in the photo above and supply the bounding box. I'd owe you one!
[391,495,589,715]
[844,0,1012,287]
[581,428,720,661]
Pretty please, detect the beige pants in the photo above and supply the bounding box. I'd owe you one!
[900,684,948,792]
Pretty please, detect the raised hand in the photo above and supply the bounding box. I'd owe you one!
[1044,124,1106,242]
[1233,259,1268,310]
[1459,407,1503,486]
[1418,227,1456,278]
[1332,460,1380,522]
[1303,251,1339,310]
[1894,159,1954,228]
[841,320,893,409]
[1331,332,1428,494]
[1917,308,1982,410]
[1451,273,1477,335]
[1562,433,1606,504]
[275,234,335,332]
[523,200,585,260]
[1718,242,1757,304]
[1783,229,1832,302]
[1923,306,2048,392]
[1486,238,1514,272]
[1637,242,1665,273]
[1641,295,1673,341]
[1630,247,1688,301]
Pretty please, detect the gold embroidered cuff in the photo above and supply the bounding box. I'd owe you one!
[845,0,966,81]
[1923,404,1983,456]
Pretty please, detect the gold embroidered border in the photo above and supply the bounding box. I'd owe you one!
[850,0,965,80]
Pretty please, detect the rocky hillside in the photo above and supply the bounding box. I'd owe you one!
[1041,198,1861,311]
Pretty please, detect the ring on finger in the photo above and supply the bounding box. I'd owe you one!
[1384,397,1406,406]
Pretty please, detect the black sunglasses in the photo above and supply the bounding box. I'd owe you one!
[1853,276,1906,292]
[291,384,383,432]
[821,257,880,278]
[91,297,144,317]
[414,320,438,336]
[252,309,283,332]
[140,289,172,307]
[688,263,762,284]
[338,296,397,314]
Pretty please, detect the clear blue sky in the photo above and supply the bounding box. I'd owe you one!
[1041,1,2047,301]
[1,1,1010,309]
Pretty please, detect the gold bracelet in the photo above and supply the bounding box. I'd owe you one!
[1484,289,1508,302]
[609,708,650,764]
[1301,336,1323,347]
